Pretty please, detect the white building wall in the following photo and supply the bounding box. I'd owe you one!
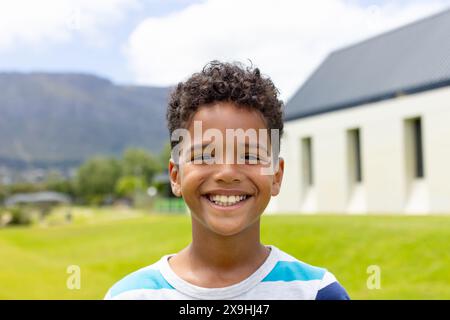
[268,86,450,214]
[426,94,450,213]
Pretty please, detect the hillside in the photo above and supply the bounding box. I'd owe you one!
[0,73,171,169]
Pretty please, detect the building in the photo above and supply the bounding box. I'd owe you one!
[272,9,450,214]
[4,191,71,207]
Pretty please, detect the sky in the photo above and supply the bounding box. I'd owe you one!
[1,0,449,101]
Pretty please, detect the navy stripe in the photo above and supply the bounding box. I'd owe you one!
[315,281,350,300]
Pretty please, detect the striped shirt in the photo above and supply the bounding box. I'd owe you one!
[104,245,350,300]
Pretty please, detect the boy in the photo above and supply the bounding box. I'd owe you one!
[104,61,349,300]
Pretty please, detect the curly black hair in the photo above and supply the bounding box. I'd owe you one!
[166,60,284,149]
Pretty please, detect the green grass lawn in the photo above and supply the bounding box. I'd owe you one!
[0,207,449,299]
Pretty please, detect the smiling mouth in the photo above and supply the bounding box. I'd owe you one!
[202,194,252,207]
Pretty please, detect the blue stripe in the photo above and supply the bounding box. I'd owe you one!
[262,261,326,282]
[110,269,174,297]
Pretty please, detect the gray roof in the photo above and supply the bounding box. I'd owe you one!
[5,191,71,206]
[285,8,450,121]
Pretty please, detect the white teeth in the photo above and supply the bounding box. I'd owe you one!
[207,194,249,206]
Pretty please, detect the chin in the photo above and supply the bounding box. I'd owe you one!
[211,228,245,237]
[206,217,254,237]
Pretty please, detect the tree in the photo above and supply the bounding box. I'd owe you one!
[114,175,147,198]
[0,183,6,203]
[45,170,76,197]
[159,141,172,172]
[75,156,122,205]
[121,148,160,184]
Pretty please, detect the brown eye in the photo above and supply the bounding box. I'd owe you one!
[191,153,213,163]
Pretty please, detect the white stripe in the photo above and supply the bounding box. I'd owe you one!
[318,271,337,290]
[275,250,299,262]
[106,280,323,300]
[108,288,191,300]
[236,280,322,300]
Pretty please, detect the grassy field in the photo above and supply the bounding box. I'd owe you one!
[0,207,449,299]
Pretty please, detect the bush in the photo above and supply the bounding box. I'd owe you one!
[7,206,34,226]
[0,208,9,227]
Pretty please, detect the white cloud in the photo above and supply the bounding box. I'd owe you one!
[0,0,138,51]
[125,0,450,101]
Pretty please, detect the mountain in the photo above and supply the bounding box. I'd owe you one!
[0,72,171,170]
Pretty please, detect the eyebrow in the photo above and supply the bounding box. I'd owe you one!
[184,143,208,157]
[241,143,269,154]
[185,142,269,156]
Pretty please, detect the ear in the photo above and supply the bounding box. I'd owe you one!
[271,157,284,196]
[169,159,182,197]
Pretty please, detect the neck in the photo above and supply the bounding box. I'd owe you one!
[187,217,269,271]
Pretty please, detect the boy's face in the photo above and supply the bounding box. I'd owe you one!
[169,102,284,237]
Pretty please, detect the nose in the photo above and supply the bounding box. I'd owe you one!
[212,163,243,184]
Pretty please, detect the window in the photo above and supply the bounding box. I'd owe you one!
[405,117,425,179]
[301,137,314,187]
[348,128,363,183]
[412,118,424,178]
